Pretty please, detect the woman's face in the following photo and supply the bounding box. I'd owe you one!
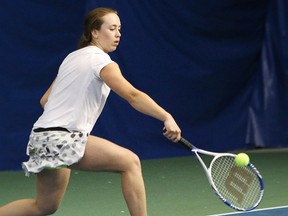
[92,13,121,53]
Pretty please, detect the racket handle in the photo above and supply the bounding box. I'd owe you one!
[179,137,193,150]
[163,128,193,150]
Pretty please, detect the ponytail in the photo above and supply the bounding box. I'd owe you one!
[78,33,91,49]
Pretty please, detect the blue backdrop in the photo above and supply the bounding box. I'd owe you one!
[0,0,287,171]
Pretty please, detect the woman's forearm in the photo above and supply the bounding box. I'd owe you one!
[128,90,172,122]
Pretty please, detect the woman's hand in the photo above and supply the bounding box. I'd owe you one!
[163,118,181,142]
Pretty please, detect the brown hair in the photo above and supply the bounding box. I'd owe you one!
[78,7,118,49]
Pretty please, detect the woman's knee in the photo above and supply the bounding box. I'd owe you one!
[36,201,60,215]
[125,152,142,172]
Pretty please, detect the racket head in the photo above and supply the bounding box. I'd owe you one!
[208,154,264,211]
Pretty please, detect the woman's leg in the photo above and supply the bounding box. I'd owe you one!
[70,135,147,216]
[0,168,70,216]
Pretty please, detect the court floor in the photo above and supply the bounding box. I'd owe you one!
[0,149,287,215]
[209,206,288,216]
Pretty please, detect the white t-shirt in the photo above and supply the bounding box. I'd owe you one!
[34,46,114,134]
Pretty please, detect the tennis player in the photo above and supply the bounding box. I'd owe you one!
[0,7,181,216]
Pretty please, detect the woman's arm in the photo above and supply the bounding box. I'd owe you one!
[100,63,181,142]
[40,79,55,108]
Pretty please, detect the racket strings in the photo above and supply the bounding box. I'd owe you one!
[210,156,263,210]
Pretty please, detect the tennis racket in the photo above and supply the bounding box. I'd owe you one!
[176,135,264,211]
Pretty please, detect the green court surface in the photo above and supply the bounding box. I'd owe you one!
[0,149,287,215]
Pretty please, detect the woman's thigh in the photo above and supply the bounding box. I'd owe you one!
[36,168,71,213]
[70,135,140,172]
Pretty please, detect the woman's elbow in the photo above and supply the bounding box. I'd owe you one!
[126,90,141,105]
[40,97,47,108]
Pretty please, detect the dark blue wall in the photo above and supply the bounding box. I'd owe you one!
[0,0,287,171]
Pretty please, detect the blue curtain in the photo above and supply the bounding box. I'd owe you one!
[246,0,288,148]
[0,0,286,171]
[0,0,86,170]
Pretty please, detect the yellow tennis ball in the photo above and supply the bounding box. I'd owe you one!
[235,153,250,167]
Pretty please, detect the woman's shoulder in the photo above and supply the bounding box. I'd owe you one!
[64,46,106,60]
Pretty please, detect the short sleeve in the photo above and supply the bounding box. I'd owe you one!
[91,52,114,79]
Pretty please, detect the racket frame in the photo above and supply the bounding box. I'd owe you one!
[179,137,264,211]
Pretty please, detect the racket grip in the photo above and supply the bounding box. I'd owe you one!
[179,137,193,150]
[163,128,193,150]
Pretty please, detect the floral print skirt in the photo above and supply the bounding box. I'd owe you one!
[22,130,88,176]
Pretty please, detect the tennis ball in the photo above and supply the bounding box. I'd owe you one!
[235,153,250,167]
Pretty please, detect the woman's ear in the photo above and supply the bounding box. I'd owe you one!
[91,29,98,39]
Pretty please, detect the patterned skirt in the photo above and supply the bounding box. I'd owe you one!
[22,130,88,176]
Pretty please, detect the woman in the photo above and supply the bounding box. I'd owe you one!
[0,7,181,216]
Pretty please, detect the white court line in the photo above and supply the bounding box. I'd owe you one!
[207,205,288,216]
